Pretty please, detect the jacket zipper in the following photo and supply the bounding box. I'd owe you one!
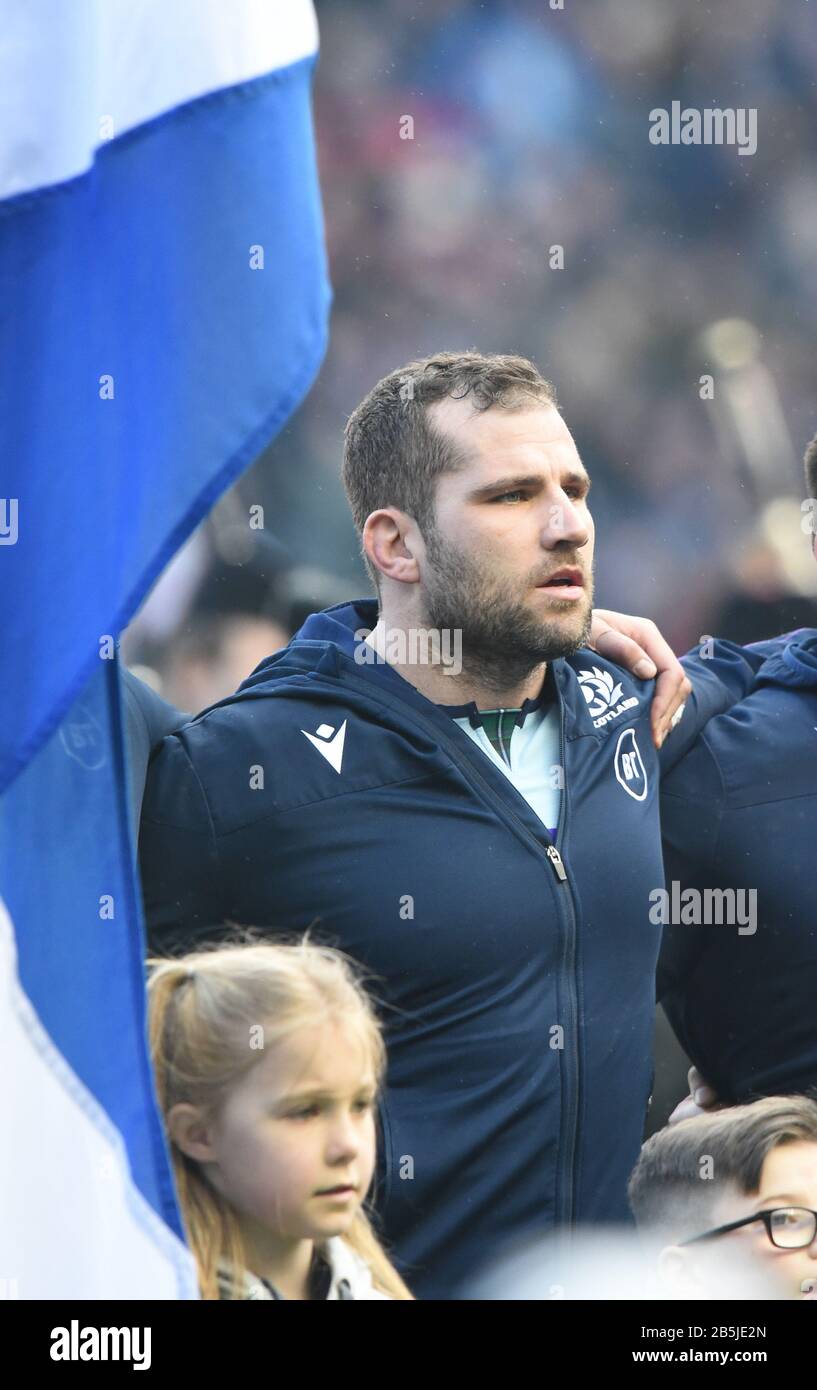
[546,844,567,880]
[553,683,579,1228]
[334,660,581,1229]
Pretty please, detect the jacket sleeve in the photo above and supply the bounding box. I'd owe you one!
[120,666,189,833]
[659,639,767,776]
[657,735,725,1005]
[138,731,226,956]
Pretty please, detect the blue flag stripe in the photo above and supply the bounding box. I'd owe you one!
[0,56,331,794]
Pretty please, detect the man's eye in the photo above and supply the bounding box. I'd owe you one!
[289,1105,319,1119]
[494,491,527,503]
[353,1098,374,1112]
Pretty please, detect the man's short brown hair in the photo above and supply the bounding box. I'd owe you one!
[628,1093,817,1242]
[342,350,557,593]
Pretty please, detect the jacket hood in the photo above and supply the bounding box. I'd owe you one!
[293,596,378,649]
[236,597,459,709]
[236,598,397,692]
[753,632,817,689]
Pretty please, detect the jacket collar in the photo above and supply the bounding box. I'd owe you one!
[217,1237,375,1301]
[291,598,557,727]
[440,665,557,730]
[292,597,378,650]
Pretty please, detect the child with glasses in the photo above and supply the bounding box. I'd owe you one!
[628,1094,817,1300]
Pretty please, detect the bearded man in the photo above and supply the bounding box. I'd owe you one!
[139,351,764,1298]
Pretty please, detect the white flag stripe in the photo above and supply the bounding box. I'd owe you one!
[0,0,319,200]
[0,899,198,1299]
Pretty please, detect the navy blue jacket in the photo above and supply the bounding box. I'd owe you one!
[659,631,817,1103]
[120,667,187,831]
[139,599,765,1298]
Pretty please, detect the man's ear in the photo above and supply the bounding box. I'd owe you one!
[361,508,420,586]
[166,1102,217,1164]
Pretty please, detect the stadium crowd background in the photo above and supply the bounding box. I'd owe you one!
[123,0,817,1129]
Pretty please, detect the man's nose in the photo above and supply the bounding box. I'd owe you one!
[540,496,590,549]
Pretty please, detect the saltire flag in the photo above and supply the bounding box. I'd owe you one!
[0,0,330,1298]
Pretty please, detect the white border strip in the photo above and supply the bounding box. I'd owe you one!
[0,0,319,200]
[0,896,198,1298]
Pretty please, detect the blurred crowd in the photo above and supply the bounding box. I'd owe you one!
[311,0,817,649]
[125,0,817,701]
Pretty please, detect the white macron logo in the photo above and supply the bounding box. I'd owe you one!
[578,665,639,729]
[301,720,347,774]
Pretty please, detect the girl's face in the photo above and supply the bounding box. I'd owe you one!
[201,1018,378,1244]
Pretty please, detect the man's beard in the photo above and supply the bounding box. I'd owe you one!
[421,525,593,695]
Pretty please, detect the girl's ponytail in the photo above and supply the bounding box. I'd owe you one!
[147,959,248,1299]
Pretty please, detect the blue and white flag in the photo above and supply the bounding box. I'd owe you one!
[0,0,329,1298]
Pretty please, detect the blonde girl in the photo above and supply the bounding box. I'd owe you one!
[147,935,413,1300]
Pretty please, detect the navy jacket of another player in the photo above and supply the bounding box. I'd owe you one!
[138,598,765,1299]
[659,630,817,1103]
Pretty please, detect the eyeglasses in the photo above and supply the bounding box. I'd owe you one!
[680,1207,817,1251]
